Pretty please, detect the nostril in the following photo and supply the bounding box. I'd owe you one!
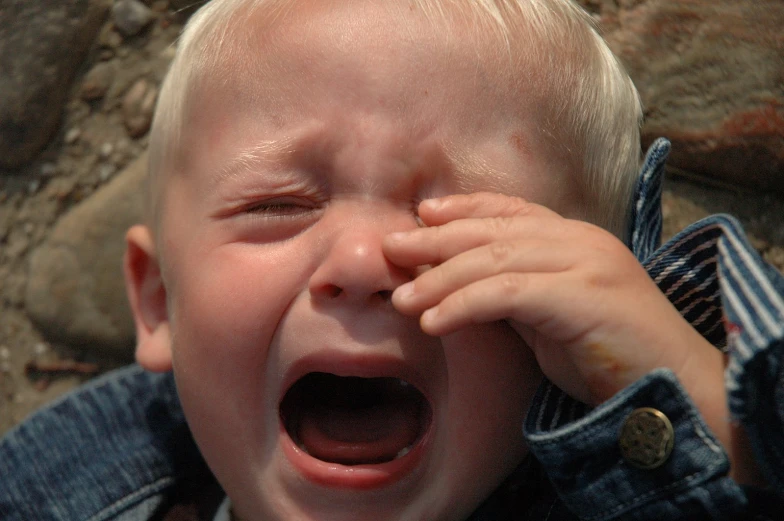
[311,284,343,299]
[376,289,394,301]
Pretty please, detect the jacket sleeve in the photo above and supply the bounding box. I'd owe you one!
[522,140,784,520]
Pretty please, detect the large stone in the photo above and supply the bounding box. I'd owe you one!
[80,62,115,101]
[0,0,111,170]
[122,79,158,138]
[112,0,156,37]
[599,0,784,193]
[25,154,148,360]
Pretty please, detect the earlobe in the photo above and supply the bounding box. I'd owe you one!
[124,224,173,372]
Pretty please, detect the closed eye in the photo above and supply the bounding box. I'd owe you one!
[220,196,324,242]
[243,197,320,219]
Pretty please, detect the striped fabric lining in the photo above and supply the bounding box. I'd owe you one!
[644,220,727,349]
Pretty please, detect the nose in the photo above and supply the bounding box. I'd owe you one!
[308,211,416,306]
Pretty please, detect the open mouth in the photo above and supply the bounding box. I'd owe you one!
[280,372,432,467]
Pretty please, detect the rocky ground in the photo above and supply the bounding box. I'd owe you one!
[1,0,783,436]
[0,1,186,434]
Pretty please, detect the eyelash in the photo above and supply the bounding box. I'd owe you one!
[244,198,320,220]
[240,195,425,225]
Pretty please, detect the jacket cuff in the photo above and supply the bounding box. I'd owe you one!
[524,369,745,521]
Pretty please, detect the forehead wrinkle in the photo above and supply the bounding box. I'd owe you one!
[442,142,516,194]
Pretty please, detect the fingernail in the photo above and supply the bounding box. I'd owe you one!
[421,306,439,324]
[387,231,410,243]
[395,281,415,300]
[421,199,442,212]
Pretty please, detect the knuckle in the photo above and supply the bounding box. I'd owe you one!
[499,272,525,298]
[433,264,451,289]
[582,258,628,290]
[431,227,450,259]
[471,192,531,218]
[488,241,514,266]
[487,216,513,236]
[454,290,469,313]
[584,269,610,290]
[503,195,534,217]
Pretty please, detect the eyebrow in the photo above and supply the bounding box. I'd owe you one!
[210,128,517,194]
[211,137,298,187]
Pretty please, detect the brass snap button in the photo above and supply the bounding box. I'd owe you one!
[619,407,674,469]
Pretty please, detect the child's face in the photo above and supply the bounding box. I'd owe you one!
[156,2,582,520]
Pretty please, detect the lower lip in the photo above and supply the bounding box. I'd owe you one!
[279,424,430,490]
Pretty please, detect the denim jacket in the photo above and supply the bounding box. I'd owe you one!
[2,139,783,520]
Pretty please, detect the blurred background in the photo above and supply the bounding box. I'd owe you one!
[0,0,782,435]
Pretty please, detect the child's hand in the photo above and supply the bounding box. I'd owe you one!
[383,192,722,406]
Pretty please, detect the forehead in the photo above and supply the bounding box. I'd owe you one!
[171,0,580,213]
[185,0,543,130]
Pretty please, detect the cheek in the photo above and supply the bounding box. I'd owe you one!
[167,246,304,406]
[176,255,280,351]
[165,246,308,467]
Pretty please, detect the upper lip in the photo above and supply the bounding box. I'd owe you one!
[279,350,433,408]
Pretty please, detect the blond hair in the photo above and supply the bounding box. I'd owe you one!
[148,0,642,238]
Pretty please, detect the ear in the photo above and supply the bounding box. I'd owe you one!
[124,224,173,372]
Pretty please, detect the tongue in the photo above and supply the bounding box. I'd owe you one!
[295,377,423,465]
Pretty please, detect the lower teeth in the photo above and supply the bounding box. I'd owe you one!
[395,445,411,459]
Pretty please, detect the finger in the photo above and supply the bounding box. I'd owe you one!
[391,239,573,314]
[417,272,596,343]
[418,192,563,226]
[384,213,564,268]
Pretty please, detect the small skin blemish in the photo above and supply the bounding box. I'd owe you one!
[587,342,626,375]
[509,132,532,159]
[583,342,628,404]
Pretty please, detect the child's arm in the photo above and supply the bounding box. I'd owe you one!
[383,192,757,485]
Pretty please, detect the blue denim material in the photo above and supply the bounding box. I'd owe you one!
[0,367,220,521]
[2,139,783,520]
[526,370,742,520]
